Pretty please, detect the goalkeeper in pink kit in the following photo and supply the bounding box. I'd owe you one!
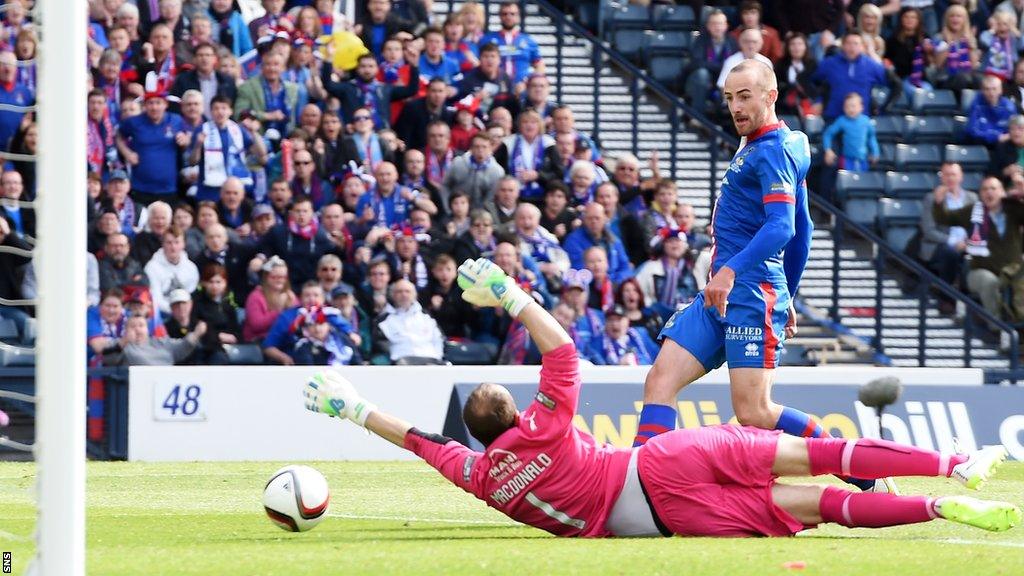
[304,258,1020,537]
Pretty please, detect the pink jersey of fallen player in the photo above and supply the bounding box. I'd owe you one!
[403,343,632,537]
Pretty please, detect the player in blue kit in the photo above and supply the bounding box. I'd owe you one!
[632,60,890,492]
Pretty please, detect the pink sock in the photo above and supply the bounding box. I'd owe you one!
[819,485,937,528]
[807,437,968,479]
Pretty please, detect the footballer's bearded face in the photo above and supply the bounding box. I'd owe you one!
[723,68,777,137]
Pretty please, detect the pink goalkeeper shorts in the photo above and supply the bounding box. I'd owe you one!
[637,425,805,537]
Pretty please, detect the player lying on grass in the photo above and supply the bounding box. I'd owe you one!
[304,258,1021,537]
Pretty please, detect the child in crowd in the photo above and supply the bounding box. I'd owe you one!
[823,93,879,172]
[292,305,363,366]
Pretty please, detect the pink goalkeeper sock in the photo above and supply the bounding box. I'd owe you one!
[807,437,968,479]
[819,486,937,528]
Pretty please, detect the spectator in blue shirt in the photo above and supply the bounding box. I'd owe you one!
[823,93,880,172]
[967,75,1017,147]
[116,88,191,205]
[480,1,545,90]
[355,161,438,229]
[812,31,889,121]
[419,27,463,93]
[562,202,635,285]
[261,280,352,365]
[0,51,33,153]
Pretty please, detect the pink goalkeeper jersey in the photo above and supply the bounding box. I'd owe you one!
[403,343,632,537]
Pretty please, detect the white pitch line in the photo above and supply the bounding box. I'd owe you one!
[0,529,31,542]
[328,513,518,526]
[941,538,1024,549]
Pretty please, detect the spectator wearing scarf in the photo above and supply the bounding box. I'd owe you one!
[588,305,658,366]
[635,229,699,320]
[497,110,561,201]
[233,52,304,135]
[321,53,421,130]
[190,96,265,201]
[932,176,1024,320]
[257,195,342,288]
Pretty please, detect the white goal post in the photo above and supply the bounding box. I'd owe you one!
[33,0,87,574]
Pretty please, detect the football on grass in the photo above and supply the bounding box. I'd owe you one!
[263,465,330,532]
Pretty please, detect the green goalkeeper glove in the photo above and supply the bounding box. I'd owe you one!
[303,370,376,427]
[457,257,534,318]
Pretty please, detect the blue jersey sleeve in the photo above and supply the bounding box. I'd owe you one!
[723,142,802,277]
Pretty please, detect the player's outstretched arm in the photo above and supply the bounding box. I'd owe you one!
[457,258,572,355]
[303,371,412,448]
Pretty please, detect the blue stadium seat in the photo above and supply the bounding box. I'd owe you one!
[960,89,977,115]
[646,31,691,57]
[0,318,17,343]
[871,85,892,114]
[962,171,984,192]
[884,171,939,198]
[872,115,902,142]
[875,143,897,171]
[888,89,914,115]
[648,55,684,87]
[895,143,942,171]
[912,89,958,115]
[0,344,34,367]
[952,115,968,143]
[904,115,955,143]
[652,5,697,31]
[836,170,885,199]
[878,198,923,253]
[802,115,824,142]
[607,4,651,32]
[613,29,646,62]
[944,144,990,172]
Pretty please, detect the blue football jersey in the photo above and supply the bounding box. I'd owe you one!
[711,122,811,286]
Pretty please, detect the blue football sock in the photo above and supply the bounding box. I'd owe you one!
[774,406,826,438]
[633,404,677,447]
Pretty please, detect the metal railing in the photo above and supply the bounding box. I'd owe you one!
[812,195,1020,373]
[451,0,1024,377]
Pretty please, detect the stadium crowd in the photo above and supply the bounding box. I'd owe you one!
[0,0,716,368]
[4,0,1024,367]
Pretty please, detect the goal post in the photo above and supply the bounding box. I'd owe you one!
[34,0,88,574]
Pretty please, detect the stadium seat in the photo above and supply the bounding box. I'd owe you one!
[962,171,984,192]
[0,343,34,367]
[646,31,691,57]
[874,143,897,171]
[872,115,902,143]
[952,115,968,143]
[944,144,990,172]
[871,85,892,114]
[912,89,958,115]
[612,29,646,62]
[895,144,942,171]
[607,4,651,32]
[837,171,884,226]
[904,115,955,143]
[0,318,17,343]
[888,89,914,115]
[884,171,939,198]
[652,4,697,31]
[648,55,685,87]
[223,344,265,365]
[878,197,923,253]
[836,170,886,198]
[802,115,824,143]
[960,89,977,115]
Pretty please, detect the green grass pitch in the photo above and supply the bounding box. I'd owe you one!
[0,461,1022,575]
